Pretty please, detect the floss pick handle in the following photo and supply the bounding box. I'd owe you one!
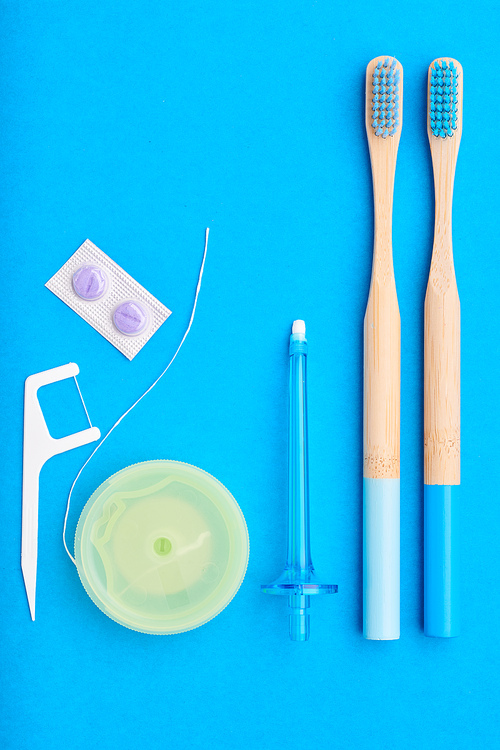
[22,363,100,620]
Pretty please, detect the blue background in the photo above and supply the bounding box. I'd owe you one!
[1,1,499,748]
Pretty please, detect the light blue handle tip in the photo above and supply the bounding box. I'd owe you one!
[363,477,400,640]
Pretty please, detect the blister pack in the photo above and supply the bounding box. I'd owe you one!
[46,239,172,360]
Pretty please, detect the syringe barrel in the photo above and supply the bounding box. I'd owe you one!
[286,330,312,574]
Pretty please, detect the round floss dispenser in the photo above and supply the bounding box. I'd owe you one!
[75,460,249,634]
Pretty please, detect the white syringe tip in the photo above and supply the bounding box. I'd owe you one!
[292,320,306,335]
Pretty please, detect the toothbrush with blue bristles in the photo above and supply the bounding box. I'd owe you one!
[363,56,403,640]
[424,58,462,638]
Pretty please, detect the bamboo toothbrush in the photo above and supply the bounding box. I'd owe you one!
[424,58,462,638]
[363,56,403,640]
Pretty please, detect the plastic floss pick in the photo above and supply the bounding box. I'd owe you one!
[45,239,172,360]
[22,363,100,620]
[262,321,337,641]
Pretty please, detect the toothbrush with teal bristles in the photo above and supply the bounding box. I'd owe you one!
[363,56,403,640]
[424,58,462,638]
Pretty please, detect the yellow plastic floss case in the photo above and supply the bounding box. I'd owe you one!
[75,460,249,634]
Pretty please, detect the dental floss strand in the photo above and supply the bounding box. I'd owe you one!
[63,229,210,564]
[73,376,93,427]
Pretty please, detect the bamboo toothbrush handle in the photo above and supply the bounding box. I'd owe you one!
[424,263,460,484]
[363,58,402,479]
[364,273,400,478]
[424,63,462,485]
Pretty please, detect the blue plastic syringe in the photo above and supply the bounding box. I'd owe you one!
[262,320,337,641]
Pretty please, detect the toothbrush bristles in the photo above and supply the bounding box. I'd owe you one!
[371,57,400,138]
[429,59,459,138]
